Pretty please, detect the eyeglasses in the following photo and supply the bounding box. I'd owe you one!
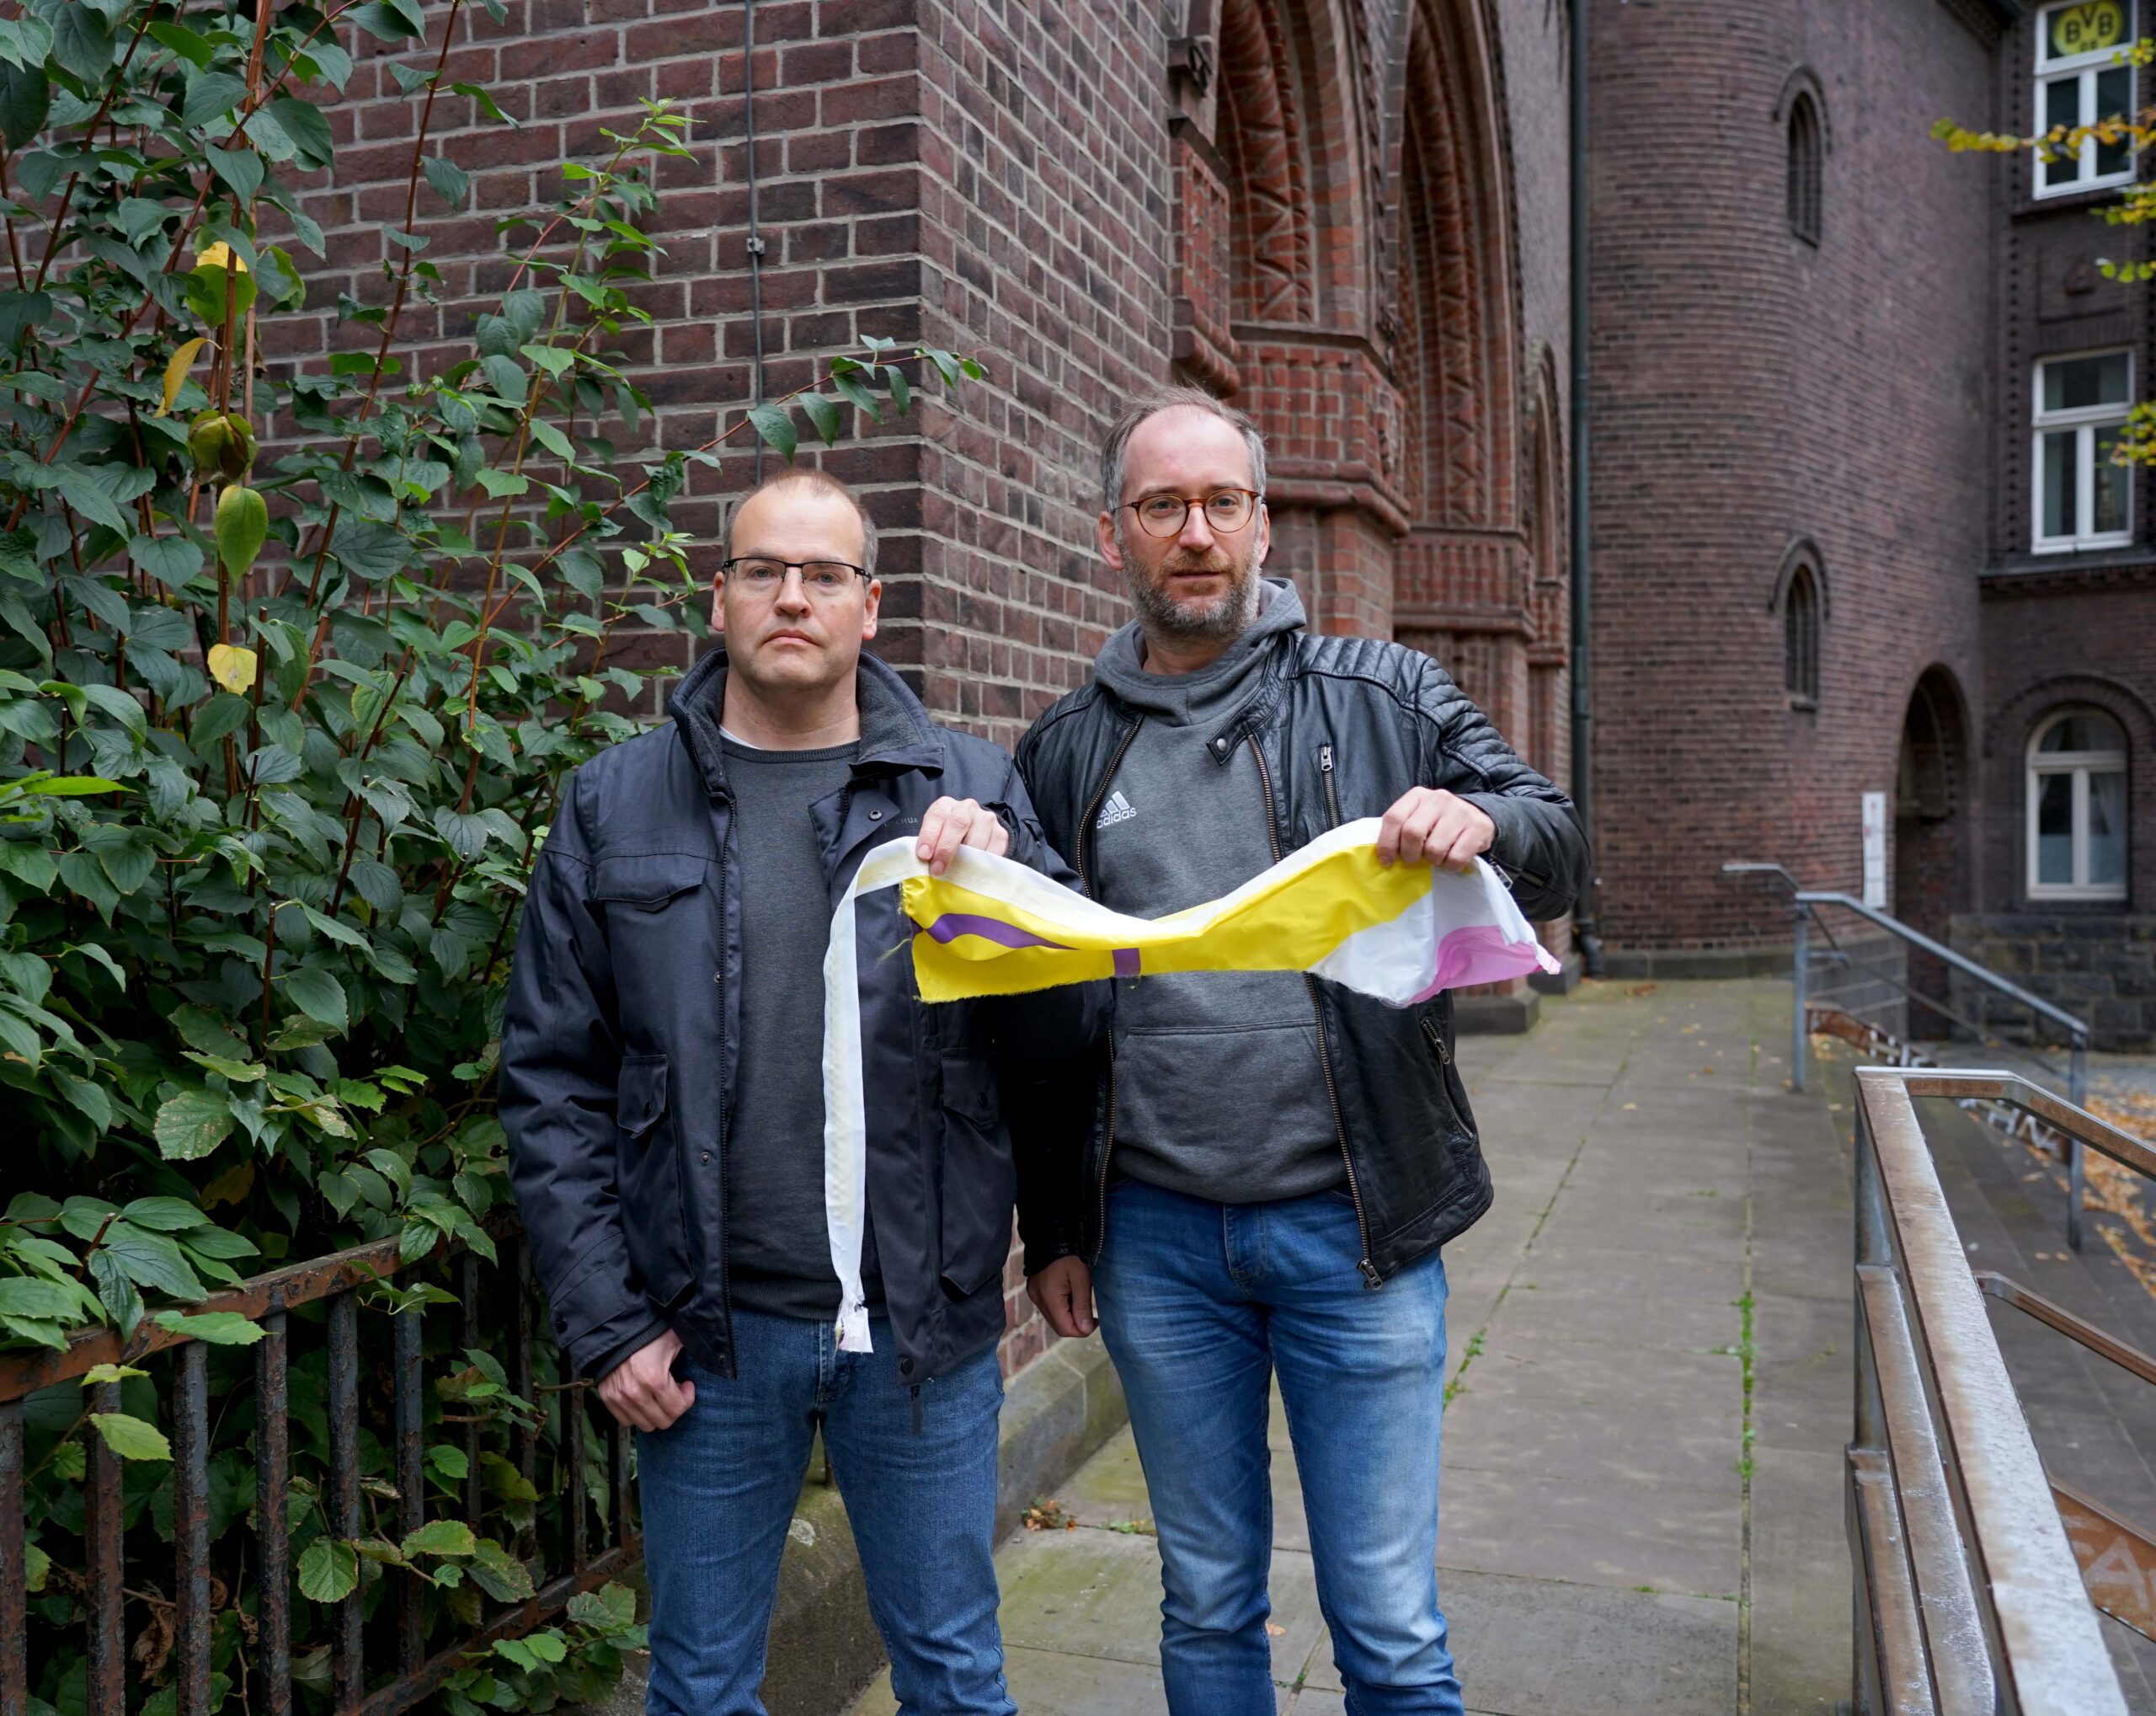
[722,558,869,598]
[1121,489,1262,539]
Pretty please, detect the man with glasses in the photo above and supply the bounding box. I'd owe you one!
[502,468,1102,1716]
[1011,388,1590,1715]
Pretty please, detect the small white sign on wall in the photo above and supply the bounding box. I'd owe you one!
[1861,791,1888,910]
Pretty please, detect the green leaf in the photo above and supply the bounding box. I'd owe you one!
[215,485,269,580]
[467,1537,536,1603]
[146,20,213,67]
[426,1443,469,1481]
[131,534,204,589]
[799,394,841,446]
[297,1537,359,1603]
[401,1519,476,1558]
[152,1088,234,1162]
[269,97,335,173]
[152,1311,265,1345]
[451,81,517,127]
[119,1197,209,1232]
[0,61,48,152]
[423,155,469,207]
[280,966,348,1032]
[522,1632,568,1665]
[101,1222,205,1299]
[0,1276,84,1320]
[179,69,246,130]
[474,468,528,500]
[46,4,113,83]
[745,402,797,461]
[89,1412,171,1462]
[885,366,911,414]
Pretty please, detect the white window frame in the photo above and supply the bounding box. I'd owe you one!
[2026,709,2130,901]
[2031,348,2135,553]
[2033,0,2141,200]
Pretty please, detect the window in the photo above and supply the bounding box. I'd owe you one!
[1784,560,1821,704]
[2028,708,2129,899]
[1786,91,1822,244]
[2036,1,2139,198]
[2032,350,2134,551]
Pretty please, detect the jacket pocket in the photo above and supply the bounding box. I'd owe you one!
[592,853,709,911]
[616,1053,691,1305]
[938,1048,1015,1299]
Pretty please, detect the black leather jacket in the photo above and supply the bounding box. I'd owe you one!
[1011,626,1590,1286]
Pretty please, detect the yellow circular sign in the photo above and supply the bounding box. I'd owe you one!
[2050,1,2127,60]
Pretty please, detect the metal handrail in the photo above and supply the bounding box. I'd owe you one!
[1851,1066,2128,1713]
[1724,859,2097,1245]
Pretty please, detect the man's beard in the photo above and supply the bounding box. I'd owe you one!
[1122,531,1260,647]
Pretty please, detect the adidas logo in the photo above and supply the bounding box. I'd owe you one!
[1096,790,1137,830]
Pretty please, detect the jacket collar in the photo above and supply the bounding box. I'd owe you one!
[668,647,945,801]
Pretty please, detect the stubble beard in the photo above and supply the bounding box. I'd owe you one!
[1121,524,1261,649]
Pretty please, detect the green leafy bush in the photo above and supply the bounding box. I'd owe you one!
[0,3,977,1709]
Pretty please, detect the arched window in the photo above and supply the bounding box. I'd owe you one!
[1784,559,1822,705]
[2028,708,2129,899]
[1786,90,1822,245]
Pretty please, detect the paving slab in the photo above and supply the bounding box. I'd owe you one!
[840,979,1859,1716]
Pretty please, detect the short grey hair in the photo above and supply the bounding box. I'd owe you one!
[1098,386,1268,518]
[720,466,879,579]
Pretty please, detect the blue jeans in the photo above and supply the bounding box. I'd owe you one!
[1095,1179,1463,1716]
[635,1310,1014,1716]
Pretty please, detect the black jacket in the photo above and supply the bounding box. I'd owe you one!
[501,650,1103,1386]
[1011,624,1590,1286]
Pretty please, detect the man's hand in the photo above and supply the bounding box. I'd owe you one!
[916,795,1011,875]
[1027,1256,1097,1339]
[595,1328,695,1433]
[1376,788,1497,871]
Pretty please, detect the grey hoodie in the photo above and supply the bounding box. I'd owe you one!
[1088,580,1346,1205]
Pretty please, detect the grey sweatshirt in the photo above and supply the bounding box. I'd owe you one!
[1088,580,1346,1204]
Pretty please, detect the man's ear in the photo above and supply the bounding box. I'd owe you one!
[1253,502,1271,569]
[861,577,881,642]
[709,573,727,635]
[1097,511,1123,571]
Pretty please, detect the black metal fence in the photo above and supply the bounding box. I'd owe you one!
[0,1222,638,1716]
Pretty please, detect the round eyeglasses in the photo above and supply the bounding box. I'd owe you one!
[1121,489,1262,539]
[723,558,869,598]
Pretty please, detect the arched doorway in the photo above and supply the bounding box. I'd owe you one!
[1897,666,1971,1039]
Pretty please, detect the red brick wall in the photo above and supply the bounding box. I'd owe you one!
[1588,0,1999,952]
[285,0,1574,1373]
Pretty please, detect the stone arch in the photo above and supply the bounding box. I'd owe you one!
[1384,0,1528,734]
[1216,0,1317,326]
[1524,346,1569,786]
[1767,535,1831,618]
[1390,0,1519,537]
[1897,664,1973,1034]
[1983,671,2156,761]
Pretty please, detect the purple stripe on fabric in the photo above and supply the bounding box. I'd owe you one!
[922,912,1074,953]
[1406,922,1547,1004]
[1113,948,1140,978]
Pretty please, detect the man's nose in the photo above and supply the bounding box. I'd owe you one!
[773,569,813,612]
[1175,505,1218,552]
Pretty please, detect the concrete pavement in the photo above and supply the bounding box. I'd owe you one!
[846,978,1856,1715]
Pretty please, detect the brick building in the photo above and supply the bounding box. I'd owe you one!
[298,0,2156,1379]
[296,0,1579,1366]
[1589,0,2156,1048]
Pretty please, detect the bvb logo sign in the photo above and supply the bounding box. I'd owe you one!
[2050,1,2127,59]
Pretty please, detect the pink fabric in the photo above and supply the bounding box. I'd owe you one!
[1410,922,1557,1002]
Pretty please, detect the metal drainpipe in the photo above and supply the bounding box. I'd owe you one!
[743,0,767,482]
[1568,0,1604,977]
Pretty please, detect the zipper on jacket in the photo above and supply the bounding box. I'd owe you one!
[1250,737,1380,1288]
[1320,743,1341,827]
[712,813,739,1373]
[1420,1013,1450,1068]
[1079,719,1142,1266]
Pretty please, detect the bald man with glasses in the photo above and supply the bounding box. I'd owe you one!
[503,468,1104,1716]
